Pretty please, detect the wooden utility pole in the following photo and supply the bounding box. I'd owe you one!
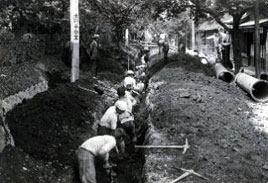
[254,0,261,78]
[70,0,80,82]
[191,19,195,50]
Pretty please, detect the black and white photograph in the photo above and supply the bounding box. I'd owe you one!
[0,0,268,182]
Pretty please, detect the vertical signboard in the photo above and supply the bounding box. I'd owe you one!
[70,0,80,82]
[125,28,129,46]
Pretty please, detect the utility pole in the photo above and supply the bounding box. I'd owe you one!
[254,0,261,78]
[70,0,80,82]
[191,19,195,50]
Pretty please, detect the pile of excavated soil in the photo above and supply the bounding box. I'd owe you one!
[1,60,148,183]
[5,79,116,168]
[143,58,268,183]
[0,146,75,183]
[1,73,120,183]
[0,62,43,99]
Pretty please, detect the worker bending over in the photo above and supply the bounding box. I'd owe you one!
[77,128,126,183]
[97,100,128,135]
[117,86,134,113]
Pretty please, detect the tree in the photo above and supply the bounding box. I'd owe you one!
[149,0,268,73]
[189,0,268,73]
[86,0,146,45]
[0,0,68,34]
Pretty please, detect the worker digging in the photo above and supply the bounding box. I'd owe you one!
[79,56,149,182]
[2,2,268,183]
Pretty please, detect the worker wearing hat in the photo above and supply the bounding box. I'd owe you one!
[123,70,136,91]
[122,71,138,107]
[97,100,128,136]
[89,34,100,77]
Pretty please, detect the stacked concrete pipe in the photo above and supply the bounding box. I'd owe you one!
[235,73,268,102]
[214,63,235,83]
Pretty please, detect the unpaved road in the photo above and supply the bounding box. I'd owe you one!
[143,57,268,183]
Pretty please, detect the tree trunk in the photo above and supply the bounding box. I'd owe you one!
[231,17,243,74]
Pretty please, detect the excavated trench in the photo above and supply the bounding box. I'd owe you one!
[93,55,170,183]
[1,72,157,183]
[0,51,168,183]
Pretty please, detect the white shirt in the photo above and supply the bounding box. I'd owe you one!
[125,91,137,106]
[220,32,231,46]
[123,76,136,89]
[135,82,145,92]
[117,97,133,112]
[99,106,118,130]
[119,111,134,124]
[80,135,116,156]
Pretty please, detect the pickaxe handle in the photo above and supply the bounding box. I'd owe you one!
[170,172,191,183]
[180,168,209,181]
[135,145,186,148]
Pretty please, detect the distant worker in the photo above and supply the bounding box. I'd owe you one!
[97,100,128,135]
[143,47,150,74]
[213,32,222,60]
[156,33,162,55]
[135,79,145,93]
[77,129,126,183]
[143,46,150,64]
[123,70,136,90]
[117,86,133,113]
[206,31,222,60]
[162,41,169,59]
[123,71,138,107]
[220,30,232,69]
[89,34,100,77]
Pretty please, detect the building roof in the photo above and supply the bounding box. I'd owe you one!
[240,18,268,29]
[198,14,232,31]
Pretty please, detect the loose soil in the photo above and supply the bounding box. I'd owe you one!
[1,51,268,183]
[143,54,268,183]
[0,53,148,183]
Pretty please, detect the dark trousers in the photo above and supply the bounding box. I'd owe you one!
[97,125,113,135]
[91,59,98,76]
[222,45,232,69]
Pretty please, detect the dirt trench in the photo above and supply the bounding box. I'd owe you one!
[0,67,152,183]
[0,51,173,183]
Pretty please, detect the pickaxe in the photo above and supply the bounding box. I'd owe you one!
[170,168,209,183]
[78,85,117,99]
[134,138,189,154]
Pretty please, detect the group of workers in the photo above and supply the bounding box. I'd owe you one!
[77,58,147,183]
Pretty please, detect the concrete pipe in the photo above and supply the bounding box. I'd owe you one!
[235,73,268,102]
[214,63,234,83]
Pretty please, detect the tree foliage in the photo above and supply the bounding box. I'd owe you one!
[85,0,146,42]
[0,0,68,33]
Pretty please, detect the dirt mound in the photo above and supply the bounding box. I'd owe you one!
[5,80,111,168]
[144,62,268,183]
[0,62,43,99]
[0,146,74,183]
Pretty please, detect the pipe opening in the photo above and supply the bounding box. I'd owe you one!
[218,72,234,83]
[251,81,268,102]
